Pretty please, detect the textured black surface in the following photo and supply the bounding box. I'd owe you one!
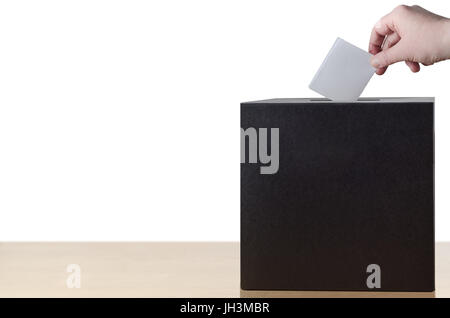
[241,99,434,291]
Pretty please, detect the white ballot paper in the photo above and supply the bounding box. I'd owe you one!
[309,37,376,101]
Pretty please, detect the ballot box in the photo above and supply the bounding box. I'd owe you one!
[240,98,434,292]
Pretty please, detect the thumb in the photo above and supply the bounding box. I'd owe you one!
[370,43,405,68]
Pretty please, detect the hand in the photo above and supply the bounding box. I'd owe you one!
[369,5,450,75]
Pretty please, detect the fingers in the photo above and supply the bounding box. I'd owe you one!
[375,67,387,75]
[370,21,420,73]
[373,32,401,75]
[383,32,401,48]
[369,10,400,75]
[368,11,397,55]
[370,42,405,68]
[405,61,420,72]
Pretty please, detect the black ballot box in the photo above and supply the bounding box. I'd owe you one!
[240,98,434,292]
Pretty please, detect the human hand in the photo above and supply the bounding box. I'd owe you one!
[369,5,450,75]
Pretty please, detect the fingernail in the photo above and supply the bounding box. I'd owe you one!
[370,57,380,68]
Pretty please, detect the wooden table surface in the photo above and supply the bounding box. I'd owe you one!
[0,242,448,298]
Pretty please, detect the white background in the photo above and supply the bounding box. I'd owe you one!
[0,0,449,241]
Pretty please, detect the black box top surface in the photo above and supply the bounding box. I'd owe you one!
[242,97,434,105]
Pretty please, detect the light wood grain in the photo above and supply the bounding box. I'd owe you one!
[0,242,448,298]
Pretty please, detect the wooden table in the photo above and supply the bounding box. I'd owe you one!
[0,242,448,298]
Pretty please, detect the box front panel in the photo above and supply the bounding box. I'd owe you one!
[240,102,434,291]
